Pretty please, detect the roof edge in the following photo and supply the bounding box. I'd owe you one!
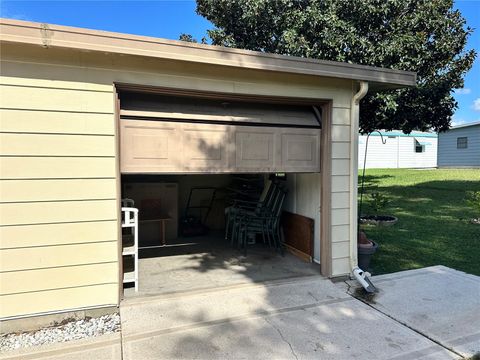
[449,120,480,130]
[0,18,416,88]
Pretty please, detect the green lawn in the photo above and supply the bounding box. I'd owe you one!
[358,168,480,276]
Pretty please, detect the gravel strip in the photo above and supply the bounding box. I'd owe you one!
[0,313,121,352]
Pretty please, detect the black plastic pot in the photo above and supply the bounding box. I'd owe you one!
[358,241,379,271]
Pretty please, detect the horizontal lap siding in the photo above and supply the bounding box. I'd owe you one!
[0,133,115,156]
[0,200,117,226]
[0,157,116,179]
[0,263,118,295]
[330,107,352,276]
[0,179,117,203]
[1,242,118,272]
[1,284,118,320]
[438,126,480,167]
[0,81,119,319]
[0,109,115,135]
[0,221,118,249]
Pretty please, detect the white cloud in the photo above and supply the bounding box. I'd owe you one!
[455,88,472,95]
[451,118,468,127]
[473,98,480,112]
[451,117,480,127]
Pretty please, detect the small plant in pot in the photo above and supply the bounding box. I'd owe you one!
[466,191,480,225]
[360,188,398,226]
[357,230,378,271]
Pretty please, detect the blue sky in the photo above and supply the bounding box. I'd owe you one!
[1,0,479,126]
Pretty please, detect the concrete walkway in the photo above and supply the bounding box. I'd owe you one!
[2,266,478,359]
[344,266,480,358]
[0,333,121,360]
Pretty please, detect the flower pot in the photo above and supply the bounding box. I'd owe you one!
[358,240,378,271]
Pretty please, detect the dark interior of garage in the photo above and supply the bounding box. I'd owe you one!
[120,173,319,297]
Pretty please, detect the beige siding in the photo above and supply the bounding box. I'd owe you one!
[0,179,117,203]
[1,48,353,108]
[330,104,353,276]
[0,78,118,319]
[0,284,118,319]
[332,257,350,275]
[1,242,118,272]
[331,225,350,243]
[0,221,118,249]
[0,263,118,295]
[0,42,358,318]
[0,157,116,179]
[331,209,350,226]
[331,159,350,176]
[0,133,115,156]
[0,84,113,113]
[331,175,350,193]
[0,109,115,135]
[331,108,351,125]
[332,241,350,259]
[332,142,350,159]
[0,200,117,226]
[331,192,349,209]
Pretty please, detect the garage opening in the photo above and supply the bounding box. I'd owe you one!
[118,89,323,297]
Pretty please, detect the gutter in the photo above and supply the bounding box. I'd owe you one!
[349,81,369,271]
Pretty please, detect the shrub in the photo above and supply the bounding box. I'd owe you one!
[369,189,390,215]
[466,191,480,216]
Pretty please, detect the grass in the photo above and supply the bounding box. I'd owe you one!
[358,168,480,276]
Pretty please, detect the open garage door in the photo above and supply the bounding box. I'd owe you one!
[119,92,322,174]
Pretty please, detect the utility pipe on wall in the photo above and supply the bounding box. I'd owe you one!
[349,81,368,272]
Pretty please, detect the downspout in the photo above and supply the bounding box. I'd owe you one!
[349,81,368,272]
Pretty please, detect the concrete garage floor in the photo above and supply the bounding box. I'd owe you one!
[2,266,478,360]
[124,233,320,297]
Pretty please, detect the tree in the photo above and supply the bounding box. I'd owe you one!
[179,33,208,44]
[192,0,476,133]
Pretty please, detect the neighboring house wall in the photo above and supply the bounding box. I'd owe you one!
[438,124,480,167]
[358,135,398,168]
[0,42,356,319]
[397,137,437,168]
[358,132,437,169]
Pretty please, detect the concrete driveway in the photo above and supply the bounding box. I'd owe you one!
[2,266,478,360]
[120,274,458,359]
[345,266,480,358]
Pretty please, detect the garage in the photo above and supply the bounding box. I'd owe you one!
[0,18,416,322]
[117,88,324,296]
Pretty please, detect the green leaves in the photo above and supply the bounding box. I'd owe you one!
[194,0,476,133]
[465,191,480,216]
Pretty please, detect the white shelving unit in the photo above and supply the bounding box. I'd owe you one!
[122,206,139,292]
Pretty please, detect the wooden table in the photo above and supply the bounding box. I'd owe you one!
[139,216,172,245]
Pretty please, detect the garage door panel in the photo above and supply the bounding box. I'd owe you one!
[281,132,320,171]
[120,119,320,173]
[121,120,181,172]
[183,126,231,171]
[236,130,275,169]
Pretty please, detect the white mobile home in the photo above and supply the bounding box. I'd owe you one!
[358,131,437,169]
[438,121,480,168]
